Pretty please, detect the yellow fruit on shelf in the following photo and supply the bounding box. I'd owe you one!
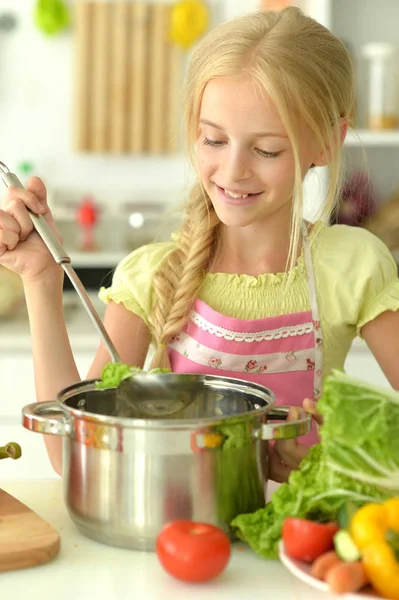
[169,0,210,50]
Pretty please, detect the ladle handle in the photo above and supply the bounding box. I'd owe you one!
[0,169,121,364]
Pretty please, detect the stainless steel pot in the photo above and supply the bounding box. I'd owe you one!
[22,373,311,551]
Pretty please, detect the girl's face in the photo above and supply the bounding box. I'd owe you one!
[196,76,319,229]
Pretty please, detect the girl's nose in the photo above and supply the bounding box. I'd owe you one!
[223,149,252,182]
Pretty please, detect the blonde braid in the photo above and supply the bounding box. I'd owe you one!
[149,184,219,369]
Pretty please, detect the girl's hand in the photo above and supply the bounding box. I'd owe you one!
[0,176,62,283]
[269,399,323,483]
[269,406,309,483]
[302,397,323,426]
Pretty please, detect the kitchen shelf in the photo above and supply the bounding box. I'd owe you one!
[345,129,399,147]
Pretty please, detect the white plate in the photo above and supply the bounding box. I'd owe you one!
[278,541,378,599]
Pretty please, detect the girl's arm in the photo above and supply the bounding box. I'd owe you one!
[25,274,80,476]
[360,309,399,390]
[86,300,151,378]
[26,278,150,476]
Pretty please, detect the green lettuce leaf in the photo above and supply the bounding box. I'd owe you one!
[318,371,399,491]
[231,371,399,559]
[95,363,170,389]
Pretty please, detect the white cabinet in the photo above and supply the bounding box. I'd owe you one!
[0,354,35,418]
[0,350,95,418]
[0,348,96,479]
[311,0,399,203]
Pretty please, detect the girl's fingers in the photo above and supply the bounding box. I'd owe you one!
[3,199,37,241]
[26,176,47,206]
[273,407,309,469]
[275,438,308,469]
[26,178,61,237]
[0,228,19,254]
[268,445,292,483]
[0,209,22,253]
[5,186,46,216]
[303,398,324,425]
[0,209,21,235]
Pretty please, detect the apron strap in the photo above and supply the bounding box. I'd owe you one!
[302,222,323,399]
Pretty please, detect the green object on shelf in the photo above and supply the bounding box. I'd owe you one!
[18,161,34,175]
[34,0,70,36]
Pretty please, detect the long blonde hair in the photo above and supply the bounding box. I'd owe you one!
[149,6,354,369]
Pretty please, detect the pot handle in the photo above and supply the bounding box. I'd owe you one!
[255,406,312,441]
[22,401,71,436]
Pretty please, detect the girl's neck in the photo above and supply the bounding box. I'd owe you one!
[211,211,303,277]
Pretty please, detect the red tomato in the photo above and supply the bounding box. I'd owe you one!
[282,518,339,563]
[156,520,231,583]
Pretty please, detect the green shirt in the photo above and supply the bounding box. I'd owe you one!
[99,222,399,379]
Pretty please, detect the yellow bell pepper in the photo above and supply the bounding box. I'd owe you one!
[350,498,399,600]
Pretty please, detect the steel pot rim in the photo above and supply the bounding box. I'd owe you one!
[55,373,277,429]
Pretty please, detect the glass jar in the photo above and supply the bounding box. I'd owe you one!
[361,42,399,130]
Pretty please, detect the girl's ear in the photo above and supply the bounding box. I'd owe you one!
[339,117,349,145]
[311,117,348,168]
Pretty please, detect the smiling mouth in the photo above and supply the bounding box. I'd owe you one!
[216,185,263,200]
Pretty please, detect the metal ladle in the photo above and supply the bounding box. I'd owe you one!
[0,162,194,418]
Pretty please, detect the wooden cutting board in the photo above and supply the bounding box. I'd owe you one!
[0,489,60,572]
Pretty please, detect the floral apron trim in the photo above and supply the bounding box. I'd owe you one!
[169,331,320,375]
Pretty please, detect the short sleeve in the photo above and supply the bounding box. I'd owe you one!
[98,241,176,327]
[356,233,399,333]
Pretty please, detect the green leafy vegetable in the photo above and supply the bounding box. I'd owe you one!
[95,363,170,389]
[231,370,399,559]
[318,370,399,491]
[214,420,265,525]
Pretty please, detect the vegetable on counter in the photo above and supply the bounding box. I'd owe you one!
[283,497,399,597]
[350,498,399,600]
[282,518,339,562]
[231,371,399,559]
[334,530,361,563]
[311,550,343,580]
[281,513,371,595]
[325,560,369,595]
[155,520,231,583]
[0,442,22,460]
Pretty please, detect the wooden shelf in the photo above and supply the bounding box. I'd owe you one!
[345,130,399,147]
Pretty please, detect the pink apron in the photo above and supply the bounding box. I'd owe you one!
[167,225,322,447]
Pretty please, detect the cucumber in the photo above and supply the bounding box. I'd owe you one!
[334,530,361,562]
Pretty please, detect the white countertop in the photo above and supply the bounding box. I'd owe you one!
[1,478,345,600]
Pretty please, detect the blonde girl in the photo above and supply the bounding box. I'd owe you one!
[1,8,398,482]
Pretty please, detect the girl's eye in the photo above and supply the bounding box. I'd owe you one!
[256,149,281,158]
[202,137,281,158]
[203,137,225,147]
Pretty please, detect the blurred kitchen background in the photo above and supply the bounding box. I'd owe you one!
[2,0,399,478]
